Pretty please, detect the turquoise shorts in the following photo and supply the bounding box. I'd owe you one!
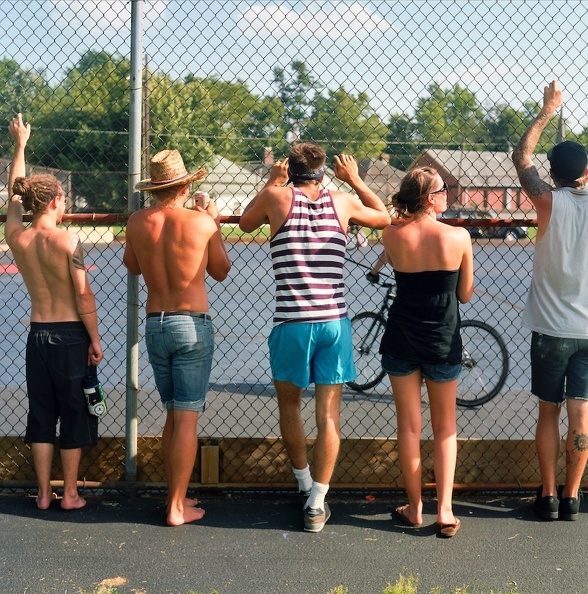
[269,318,356,388]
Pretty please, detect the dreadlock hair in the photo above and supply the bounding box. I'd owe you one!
[12,175,61,215]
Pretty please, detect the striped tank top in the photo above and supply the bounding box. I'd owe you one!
[270,187,348,325]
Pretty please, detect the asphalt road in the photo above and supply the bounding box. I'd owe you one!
[1,489,586,594]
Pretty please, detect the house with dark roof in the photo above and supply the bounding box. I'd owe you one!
[358,154,405,209]
[412,149,551,214]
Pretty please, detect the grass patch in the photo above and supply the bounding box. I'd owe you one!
[222,223,270,241]
[83,576,520,594]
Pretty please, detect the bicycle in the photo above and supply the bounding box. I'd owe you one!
[346,280,509,408]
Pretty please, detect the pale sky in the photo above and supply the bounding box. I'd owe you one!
[2,0,588,131]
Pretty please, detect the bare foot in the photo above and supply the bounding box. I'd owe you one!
[165,497,199,516]
[394,504,422,527]
[437,513,457,527]
[35,492,58,510]
[166,505,205,527]
[61,494,87,510]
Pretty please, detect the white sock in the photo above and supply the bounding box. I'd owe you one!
[292,465,312,494]
[305,481,329,510]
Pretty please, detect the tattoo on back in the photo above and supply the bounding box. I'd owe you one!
[72,238,85,270]
[573,430,588,452]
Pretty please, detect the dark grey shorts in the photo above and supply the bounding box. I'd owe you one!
[531,332,588,403]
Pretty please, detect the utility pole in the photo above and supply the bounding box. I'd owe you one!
[142,52,150,183]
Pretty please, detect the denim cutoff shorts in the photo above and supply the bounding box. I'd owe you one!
[269,318,356,388]
[381,353,461,383]
[145,313,214,412]
[531,332,588,403]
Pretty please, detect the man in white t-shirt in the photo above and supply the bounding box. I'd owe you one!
[513,80,588,521]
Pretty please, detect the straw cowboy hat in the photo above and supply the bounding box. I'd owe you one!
[135,150,206,191]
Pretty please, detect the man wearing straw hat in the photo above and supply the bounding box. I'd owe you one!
[124,150,231,526]
[240,143,390,532]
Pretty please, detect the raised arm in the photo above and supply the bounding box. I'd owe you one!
[512,81,562,200]
[333,154,391,229]
[203,198,231,281]
[6,114,31,245]
[239,159,289,232]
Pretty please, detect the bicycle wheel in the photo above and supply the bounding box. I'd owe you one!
[457,319,509,408]
[346,312,387,391]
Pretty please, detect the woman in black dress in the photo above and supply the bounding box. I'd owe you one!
[380,167,474,537]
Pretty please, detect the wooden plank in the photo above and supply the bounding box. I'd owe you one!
[200,445,220,484]
[1,436,585,488]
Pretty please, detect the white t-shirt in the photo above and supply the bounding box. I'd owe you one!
[522,186,588,338]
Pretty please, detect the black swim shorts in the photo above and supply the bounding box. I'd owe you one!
[25,321,98,448]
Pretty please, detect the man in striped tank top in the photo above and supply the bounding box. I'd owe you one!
[240,143,390,532]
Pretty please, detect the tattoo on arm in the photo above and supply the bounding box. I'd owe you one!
[71,237,85,270]
[573,430,588,452]
[518,167,552,199]
[512,112,553,199]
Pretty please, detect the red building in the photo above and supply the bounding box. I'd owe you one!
[411,149,552,216]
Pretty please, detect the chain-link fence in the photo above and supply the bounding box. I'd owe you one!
[1,0,587,490]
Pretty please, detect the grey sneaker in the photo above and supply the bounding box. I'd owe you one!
[304,503,331,533]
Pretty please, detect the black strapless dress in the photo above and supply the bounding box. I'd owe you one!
[379,270,462,365]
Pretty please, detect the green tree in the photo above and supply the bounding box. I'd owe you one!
[575,126,588,148]
[0,58,49,157]
[386,113,418,170]
[193,76,285,162]
[485,100,560,153]
[305,86,388,162]
[238,95,289,162]
[413,83,485,149]
[483,100,544,152]
[273,60,323,142]
[31,51,131,211]
[146,73,214,171]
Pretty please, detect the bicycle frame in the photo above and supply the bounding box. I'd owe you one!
[348,279,509,406]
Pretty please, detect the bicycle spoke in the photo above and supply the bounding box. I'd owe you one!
[457,320,509,407]
[347,312,387,391]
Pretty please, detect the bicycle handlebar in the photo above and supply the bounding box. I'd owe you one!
[345,255,395,289]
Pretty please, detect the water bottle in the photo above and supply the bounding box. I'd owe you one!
[82,368,107,417]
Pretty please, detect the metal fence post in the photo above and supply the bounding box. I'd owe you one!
[125,0,144,490]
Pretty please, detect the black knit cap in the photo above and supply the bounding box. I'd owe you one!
[547,140,588,180]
